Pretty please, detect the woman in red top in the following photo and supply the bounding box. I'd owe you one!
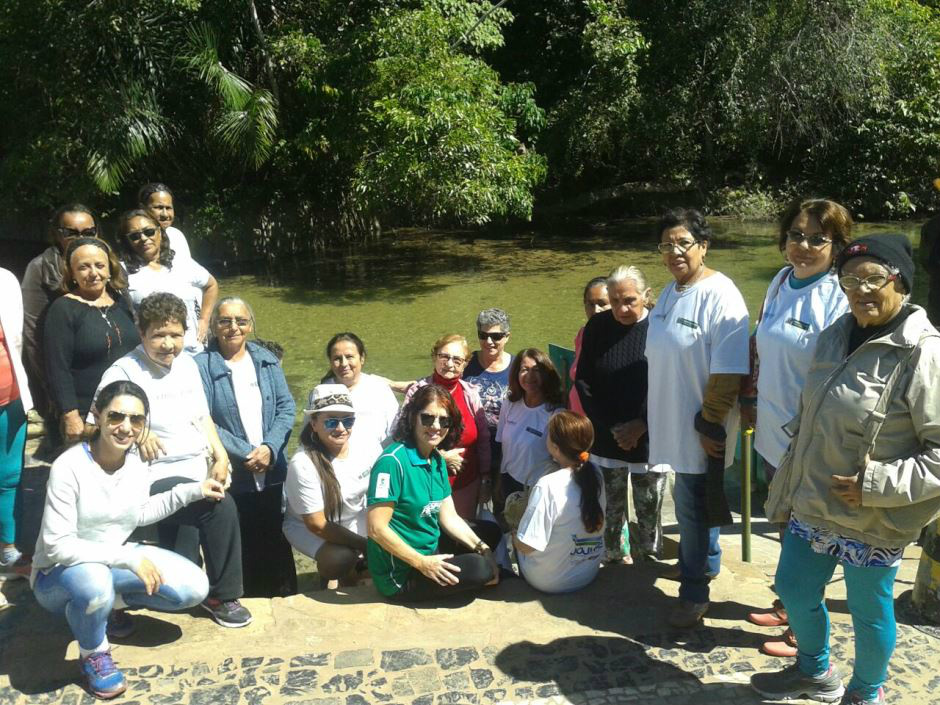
[398,334,490,520]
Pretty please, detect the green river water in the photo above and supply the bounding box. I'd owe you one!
[218,218,924,436]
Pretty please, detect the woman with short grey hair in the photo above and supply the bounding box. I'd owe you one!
[464,307,514,504]
[576,265,665,564]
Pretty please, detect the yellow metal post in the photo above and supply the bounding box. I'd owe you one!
[742,428,753,563]
[912,518,940,623]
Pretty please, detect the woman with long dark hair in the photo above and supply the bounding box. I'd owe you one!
[115,209,217,352]
[368,384,502,601]
[283,384,374,586]
[513,411,606,593]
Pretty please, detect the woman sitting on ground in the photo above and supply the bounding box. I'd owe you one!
[32,380,223,699]
[513,411,605,594]
[42,238,140,447]
[322,332,399,458]
[398,335,490,520]
[284,384,375,586]
[115,209,218,353]
[196,297,297,597]
[368,384,502,601]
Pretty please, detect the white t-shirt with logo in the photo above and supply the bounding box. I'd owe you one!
[517,467,606,593]
[283,443,376,556]
[126,259,211,353]
[496,399,562,486]
[645,272,749,474]
[91,347,211,483]
[755,268,848,466]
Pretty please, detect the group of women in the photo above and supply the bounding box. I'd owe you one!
[0,194,938,705]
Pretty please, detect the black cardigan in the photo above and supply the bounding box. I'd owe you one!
[575,310,649,463]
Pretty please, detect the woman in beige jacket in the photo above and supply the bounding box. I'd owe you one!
[752,234,940,705]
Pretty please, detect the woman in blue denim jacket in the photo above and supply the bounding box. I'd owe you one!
[196,297,297,597]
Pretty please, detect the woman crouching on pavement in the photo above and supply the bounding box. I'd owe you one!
[367,384,502,601]
[32,381,223,699]
[751,233,940,705]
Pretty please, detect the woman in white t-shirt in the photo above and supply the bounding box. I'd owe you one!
[514,411,605,593]
[115,209,217,353]
[741,199,851,658]
[323,332,400,458]
[645,208,749,629]
[283,384,374,586]
[496,348,565,500]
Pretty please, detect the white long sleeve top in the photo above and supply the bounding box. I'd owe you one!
[31,442,203,584]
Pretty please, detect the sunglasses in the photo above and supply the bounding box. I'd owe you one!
[105,411,146,429]
[322,416,355,431]
[478,331,508,342]
[786,230,832,248]
[58,226,98,239]
[419,413,453,429]
[126,227,158,243]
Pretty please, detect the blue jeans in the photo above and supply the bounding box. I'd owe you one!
[0,399,26,545]
[674,472,721,604]
[33,545,208,651]
[776,530,899,701]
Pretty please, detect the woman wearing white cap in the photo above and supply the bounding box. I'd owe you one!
[283,384,376,586]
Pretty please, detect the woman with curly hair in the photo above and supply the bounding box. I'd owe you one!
[115,209,217,353]
[367,384,502,601]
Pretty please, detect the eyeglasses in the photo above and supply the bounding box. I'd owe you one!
[105,411,146,429]
[322,416,355,431]
[435,353,467,366]
[478,331,508,342]
[838,273,898,291]
[419,413,453,429]
[787,230,832,248]
[657,240,700,255]
[126,227,158,243]
[58,226,98,239]
[217,317,251,328]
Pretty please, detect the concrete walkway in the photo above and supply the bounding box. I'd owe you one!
[1,447,936,704]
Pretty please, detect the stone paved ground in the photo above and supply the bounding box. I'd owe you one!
[2,451,937,704]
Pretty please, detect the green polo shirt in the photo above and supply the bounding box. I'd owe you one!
[366,442,452,596]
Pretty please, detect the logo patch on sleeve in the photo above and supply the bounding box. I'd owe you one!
[375,473,391,499]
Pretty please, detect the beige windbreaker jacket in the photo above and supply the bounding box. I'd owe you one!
[765,305,940,549]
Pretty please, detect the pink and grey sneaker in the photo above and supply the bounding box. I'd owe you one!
[80,649,127,699]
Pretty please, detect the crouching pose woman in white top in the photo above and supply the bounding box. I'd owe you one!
[513,411,606,593]
[284,384,376,587]
[31,380,224,699]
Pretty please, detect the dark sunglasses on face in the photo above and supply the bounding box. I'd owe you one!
[323,416,355,431]
[478,331,508,342]
[126,227,158,243]
[105,411,146,428]
[419,413,453,429]
[58,226,98,239]
[786,230,832,248]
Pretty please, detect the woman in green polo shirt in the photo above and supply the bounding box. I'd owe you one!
[367,384,502,600]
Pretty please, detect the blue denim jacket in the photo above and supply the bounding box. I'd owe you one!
[195,340,296,493]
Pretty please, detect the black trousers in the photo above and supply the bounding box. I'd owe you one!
[150,476,244,601]
[232,484,297,598]
[393,520,502,602]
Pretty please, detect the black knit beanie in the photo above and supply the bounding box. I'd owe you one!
[835,233,914,293]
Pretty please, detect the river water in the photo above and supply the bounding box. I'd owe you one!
[218,218,923,422]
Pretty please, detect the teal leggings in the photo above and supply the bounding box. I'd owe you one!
[776,529,899,701]
[0,398,26,545]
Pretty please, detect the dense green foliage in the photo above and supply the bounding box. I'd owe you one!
[1,1,938,258]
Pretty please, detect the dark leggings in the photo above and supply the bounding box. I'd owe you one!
[393,520,502,602]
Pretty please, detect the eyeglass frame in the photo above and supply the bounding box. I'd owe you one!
[419,412,453,429]
[786,229,833,248]
[657,240,702,255]
[322,416,355,431]
[126,227,159,243]
[57,226,98,240]
[838,272,899,292]
[477,330,508,342]
[435,352,467,366]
